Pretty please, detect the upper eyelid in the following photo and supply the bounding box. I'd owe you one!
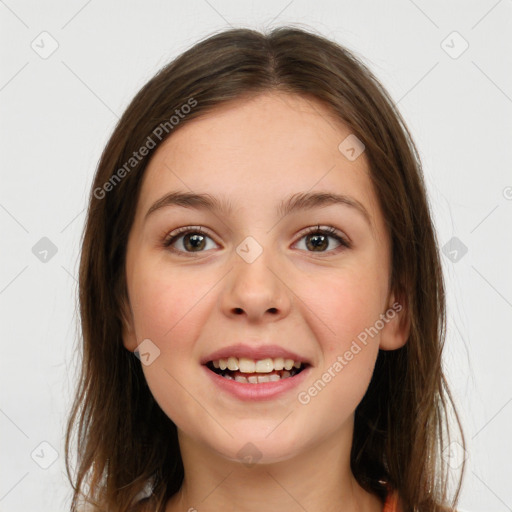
[163,225,210,241]
[163,225,350,248]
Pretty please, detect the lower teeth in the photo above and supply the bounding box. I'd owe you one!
[221,369,295,383]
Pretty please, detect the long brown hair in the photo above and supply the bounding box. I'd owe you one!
[65,26,466,512]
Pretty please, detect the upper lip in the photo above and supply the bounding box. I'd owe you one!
[201,343,311,366]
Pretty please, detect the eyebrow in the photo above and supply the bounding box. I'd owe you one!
[144,190,372,227]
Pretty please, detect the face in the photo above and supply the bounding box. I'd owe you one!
[122,92,408,464]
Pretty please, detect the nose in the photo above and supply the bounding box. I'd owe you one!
[220,251,291,323]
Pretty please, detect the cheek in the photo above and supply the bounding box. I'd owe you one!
[296,262,386,356]
[294,271,382,425]
[129,258,209,344]
[288,267,383,409]
[128,260,217,427]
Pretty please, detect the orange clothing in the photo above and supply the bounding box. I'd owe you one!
[383,488,401,512]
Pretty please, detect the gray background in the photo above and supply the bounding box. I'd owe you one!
[1,1,511,511]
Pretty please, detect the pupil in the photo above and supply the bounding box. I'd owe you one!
[307,234,327,251]
[185,234,205,251]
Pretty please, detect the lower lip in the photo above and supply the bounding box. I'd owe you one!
[202,365,312,401]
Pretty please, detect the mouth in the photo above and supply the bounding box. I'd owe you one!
[205,356,309,384]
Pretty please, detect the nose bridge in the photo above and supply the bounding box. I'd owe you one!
[221,233,290,321]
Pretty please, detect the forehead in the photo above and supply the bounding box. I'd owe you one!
[148,92,359,176]
[137,92,383,233]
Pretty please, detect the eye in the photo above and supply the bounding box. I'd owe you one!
[162,224,351,256]
[162,226,218,255]
[293,225,350,254]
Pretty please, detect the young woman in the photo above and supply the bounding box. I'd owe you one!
[65,26,466,512]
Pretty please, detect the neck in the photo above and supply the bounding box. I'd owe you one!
[165,421,383,512]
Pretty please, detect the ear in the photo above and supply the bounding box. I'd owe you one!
[379,289,410,351]
[120,295,138,352]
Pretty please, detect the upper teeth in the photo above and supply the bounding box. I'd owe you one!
[212,357,302,373]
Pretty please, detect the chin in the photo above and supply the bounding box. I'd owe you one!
[206,426,308,466]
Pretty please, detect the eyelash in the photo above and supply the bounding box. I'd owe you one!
[162,225,351,256]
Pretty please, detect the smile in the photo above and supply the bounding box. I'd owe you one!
[204,356,310,399]
[207,356,307,383]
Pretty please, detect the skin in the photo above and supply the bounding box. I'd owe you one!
[122,91,410,512]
